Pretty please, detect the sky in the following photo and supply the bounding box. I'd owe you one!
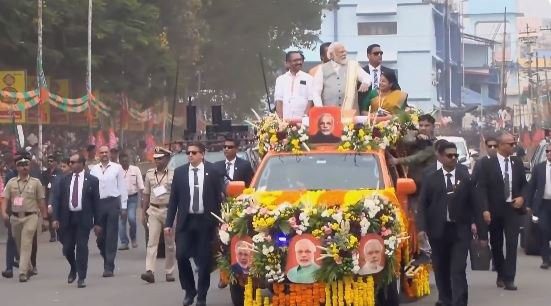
[520,0,551,17]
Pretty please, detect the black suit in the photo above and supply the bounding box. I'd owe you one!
[42,167,63,240]
[52,172,100,281]
[166,162,223,301]
[418,166,484,306]
[526,161,551,263]
[477,155,528,283]
[214,157,254,187]
[357,65,398,109]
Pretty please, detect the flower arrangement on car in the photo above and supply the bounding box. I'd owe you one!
[252,107,421,157]
[215,188,427,306]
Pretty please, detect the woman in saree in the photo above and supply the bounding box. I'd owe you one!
[360,70,408,122]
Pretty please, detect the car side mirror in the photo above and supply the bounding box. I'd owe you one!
[226,181,245,198]
[396,178,416,196]
[459,156,467,163]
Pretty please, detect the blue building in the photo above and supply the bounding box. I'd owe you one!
[302,0,463,112]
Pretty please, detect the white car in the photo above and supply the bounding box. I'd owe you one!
[436,136,471,168]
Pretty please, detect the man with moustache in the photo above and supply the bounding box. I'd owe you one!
[274,51,314,120]
[52,154,100,288]
[477,131,528,290]
[165,142,223,306]
[313,42,371,113]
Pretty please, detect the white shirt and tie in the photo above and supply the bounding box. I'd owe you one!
[90,162,129,209]
[188,163,205,214]
[543,162,551,200]
[443,168,456,222]
[369,64,381,89]
[225,158,236,180]
[69,170,85,212]
[497,153,513,202]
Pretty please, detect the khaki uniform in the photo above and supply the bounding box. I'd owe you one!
[144,168,175,274]
[3,176,45,276]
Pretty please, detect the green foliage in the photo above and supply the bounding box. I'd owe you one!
[0,0,329,113]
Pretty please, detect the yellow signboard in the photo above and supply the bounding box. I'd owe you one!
[0,70,26,123]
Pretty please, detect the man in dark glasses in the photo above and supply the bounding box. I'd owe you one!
[525,143,551,270]
[358,44,399,110]
[418,141,485,306]
[477,131,528,291]
[215,137,253,188]
[41,154,62,242]
[165,141,224,306]
[472,135,498,183]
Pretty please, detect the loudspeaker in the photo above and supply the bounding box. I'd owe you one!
[212,105,222,125]
[186,105,196,133]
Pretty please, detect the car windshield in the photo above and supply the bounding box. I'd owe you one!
[450,140,467,158]
[254,153,383,191]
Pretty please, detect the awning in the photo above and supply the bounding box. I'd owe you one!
[461,87,499,106]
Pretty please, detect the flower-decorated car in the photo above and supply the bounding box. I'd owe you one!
[216,107,429,306]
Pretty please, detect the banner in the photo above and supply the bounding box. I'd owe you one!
[48,79,70,124]
[0,70,26,123]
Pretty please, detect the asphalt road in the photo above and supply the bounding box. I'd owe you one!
[0,227,549,306]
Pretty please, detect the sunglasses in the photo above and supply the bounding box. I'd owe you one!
[371,51,383,56]
[187,151,200,155]
[223,145,235,149]
[546,150,551,153]
[487,144,497,148]
[445,153,459,159]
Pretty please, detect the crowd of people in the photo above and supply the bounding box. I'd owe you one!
[1,40,550,306]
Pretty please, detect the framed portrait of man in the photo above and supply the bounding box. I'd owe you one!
[285,234,321,283]
[308,107,342,143]
[230,236,253,276]
[357,234,385,275]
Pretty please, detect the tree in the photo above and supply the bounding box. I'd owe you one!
[190,0,330,118]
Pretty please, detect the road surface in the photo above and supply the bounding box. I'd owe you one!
[0,228,549,305]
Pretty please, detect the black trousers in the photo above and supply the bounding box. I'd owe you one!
[375,279,399,306]
[96,197,120,272]
[61,212,91,280]
[538,201,551,263]
[429,223,470,306]
[176,214,216,301]
[489,207,521,283]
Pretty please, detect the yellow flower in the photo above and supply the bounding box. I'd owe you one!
[291,138,300,148]
[358,129,366,138]
[343,142,351,149]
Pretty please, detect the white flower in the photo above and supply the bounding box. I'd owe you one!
[253,232,267,243]
[332,212,343,224]
[219,230,230,245]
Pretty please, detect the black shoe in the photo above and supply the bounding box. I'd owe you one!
[1,270,13,278]
[196,300,206,306]
[141,271,155,283]
[29,267,38,276]
[19,274,28,282]
[504,282,518,291]
[166,274,175,282]
[496,278,505,288]
[102,270,114,277]
[77,279,86,288]
[541,262,550,270]
[183,292,197,306]
[68,271,77,284]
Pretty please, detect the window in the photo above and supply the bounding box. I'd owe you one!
[254,153,383,191]
[357,22,397,35]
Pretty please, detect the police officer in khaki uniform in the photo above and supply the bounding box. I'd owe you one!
[1,155,48,282]
[140,147,176,283]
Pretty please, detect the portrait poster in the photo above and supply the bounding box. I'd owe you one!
[230,236,253,276]
[0,70,26,123]
[357,234,385,275]
[285,234,321,284]
[308,107,342,143]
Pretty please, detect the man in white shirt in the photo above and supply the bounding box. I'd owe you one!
[313,42,371,113]
[274,51,314,120]
[118,152,144,250]
[90,145,128,277]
